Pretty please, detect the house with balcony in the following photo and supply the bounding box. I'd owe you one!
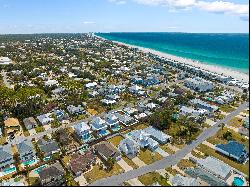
[17,140,37,166]
[74,122,92,142]
[90,117,109,137]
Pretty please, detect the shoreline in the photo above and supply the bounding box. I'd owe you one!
[95,34,249,83]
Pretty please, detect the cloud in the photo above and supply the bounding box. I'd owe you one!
[83,21,96,24]
[132,0,249,20]
[109,0,127,5]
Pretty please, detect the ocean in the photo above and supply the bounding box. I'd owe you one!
[96,32,249,74]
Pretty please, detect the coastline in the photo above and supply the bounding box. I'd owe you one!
[95,34,249,83]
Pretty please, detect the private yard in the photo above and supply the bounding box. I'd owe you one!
[228,117,244,128]
[107,135,123,148]
[84,164,124,183]
[196,144,249,175]
[0,136,7,145]
[138,149,162,165]
[177,159,196,170]
[191,150,206,159]
[132,123,149,131]
[165,167,183,176]
[35,126,45,133]
[207,127,249,150]
[160,144,175,154]
[122,156,139,169]
[138,172,170,186]
[219,104,235,113]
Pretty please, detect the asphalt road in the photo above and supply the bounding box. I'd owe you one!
[89,102,249,186]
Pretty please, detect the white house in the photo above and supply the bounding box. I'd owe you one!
[118,138,140,157]
[67,105,85,115]
[90,117,108,134]
[45,80,58,87]
[85,82,97,89]
[129,85,143,94]
[74,122,91,140]
[0,57,12,65]
[180,106,208,117]
[184,77,214,92]
[37,113,54,125]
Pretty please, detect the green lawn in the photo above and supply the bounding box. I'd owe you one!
[165,167,183,176]
[207,127,249,150]
[138,172,170,186]
[84,163,124,183]
[107,135,124,147]
[0,136,7,145]
[196,144,249,176]
[191,150,206,159]
[219,104,235,113]
[160,144,175,154]
[138,149,163,165]
[35,126,45,133]
[228,117,244,128]
[122,156,139,169]
[177,159,196,170]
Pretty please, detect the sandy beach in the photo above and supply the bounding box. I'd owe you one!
[95,35,249,83]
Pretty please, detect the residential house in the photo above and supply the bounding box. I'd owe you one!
[37,139,60,158]
[57,129,77,151]
[143,127,172,144]
[85,82,98,89]
[104,113,120,130]
[195,156,233,181]
[37,113,54,126]
[184,77,214,92]
[0,145,14,171]
[118,138,140,158]
[123,107,138,116]
[129,130,159,150]
[67,105,85,115]
[53,109,68,121]
[115,113,137,126]
[190,99,219,113]
[44,79,58,87]
[74,122,92,141]
[243,117,249,129]
[215,141,248,163]
[23,117,38,130]
[180,106,208,117]
[68,151,96,176]
[17,140,36,163]
[171,174,206,186]
[94,141,121,162]
[90,117,108,135]
[39,162,65,186]
[4,118,20,136]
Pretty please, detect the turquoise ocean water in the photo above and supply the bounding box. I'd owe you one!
[96,32,249,74]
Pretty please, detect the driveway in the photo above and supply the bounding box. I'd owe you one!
[132,157,146,168]
[155,147,169,157]
[117,159,133,172]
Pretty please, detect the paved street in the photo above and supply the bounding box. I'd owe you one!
[89,102,249,186]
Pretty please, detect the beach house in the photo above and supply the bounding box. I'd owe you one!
[190,99,219,113]
[90,117,108,136]
[17,140,37,164]
[94,141,121,162]
[23,117,38,130]
[37,139,60,158]
[118,138,140,158]
[215,141,248,163]
[129,130,159,151]
[0,145,14,171]
[184,77,214,92]
[143,126,172,144]
[67,105,85,115]
[38,162,65,186]
[104,113,120,131]
[74,122,92,141]
[0,57,12,65]
[37,113,54,125]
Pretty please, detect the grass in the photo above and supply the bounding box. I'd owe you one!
[160,144,175,154]
[207,127,249,150]
[107,135,124,148]
[35,126,45,133]
[133,123,149,131]
[122,156,139,169]
[84,163,124,183]
[191,150,206,159]
[0,136,7,145]
[28,177,40,186]
[177,159,196,170]
[165,167,183,176]
[123,182,131,186]
[23,130,30,137]
[138,149,162,165]
[228,117,244,128]
[219,104,235,113]
[196,144,249,176]
[138,172,170,186]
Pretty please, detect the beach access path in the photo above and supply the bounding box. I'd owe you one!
[89,102,249,186]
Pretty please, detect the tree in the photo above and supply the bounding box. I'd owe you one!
[223,131,233,141]
[106,157,115,171]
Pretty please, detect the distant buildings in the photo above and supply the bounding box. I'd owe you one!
[0,57,12,65]
[184,77,214,92]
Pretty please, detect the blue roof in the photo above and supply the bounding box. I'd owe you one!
[216,141,247,158]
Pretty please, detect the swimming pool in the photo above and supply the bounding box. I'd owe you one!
[34,165,46,174]
[3,166,16,174]
[22,159,37,166]
[233,177,244,186]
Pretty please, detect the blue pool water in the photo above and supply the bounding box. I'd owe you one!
[23,159,36,166]
[3,167,16,174]
[233,177,244,186]
[34,165,46,174]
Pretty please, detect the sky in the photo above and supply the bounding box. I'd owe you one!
[0,0,249,34]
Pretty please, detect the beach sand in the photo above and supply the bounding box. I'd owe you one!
[95,35,249,83]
